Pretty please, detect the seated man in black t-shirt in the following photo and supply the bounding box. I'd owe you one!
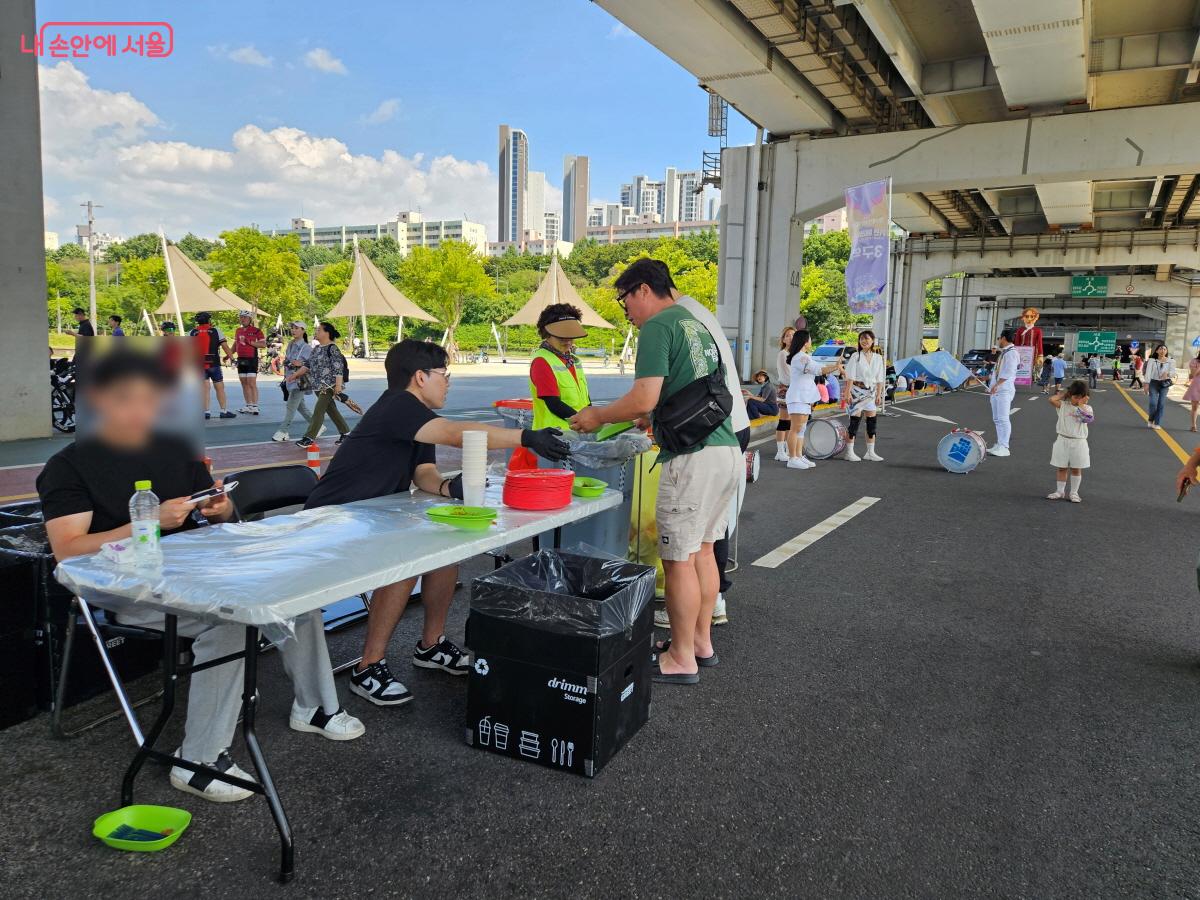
[38,351,364,803]
[305,339,571,706]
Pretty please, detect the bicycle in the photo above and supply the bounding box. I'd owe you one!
[50,358,76,433]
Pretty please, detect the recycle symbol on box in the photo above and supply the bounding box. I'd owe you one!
[473,658,489,676]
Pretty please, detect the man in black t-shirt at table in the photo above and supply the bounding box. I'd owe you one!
[305,339,571,707]
[37,350,364,803]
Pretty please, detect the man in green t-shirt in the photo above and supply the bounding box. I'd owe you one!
[570,259,740,686]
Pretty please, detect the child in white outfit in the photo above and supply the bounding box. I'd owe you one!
[1047,380,1092,503]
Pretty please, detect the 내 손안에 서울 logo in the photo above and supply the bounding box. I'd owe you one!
[548,676,588,705]
[19,22,174,59]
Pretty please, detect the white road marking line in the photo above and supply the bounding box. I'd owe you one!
[748,434,777,449]
[752,496,880,569]
[896,409,957,424]
[1010,407,1021,415]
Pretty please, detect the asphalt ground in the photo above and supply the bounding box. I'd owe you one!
[2,378,1199,899]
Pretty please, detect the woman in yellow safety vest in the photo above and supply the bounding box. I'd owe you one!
[529,304,591,430]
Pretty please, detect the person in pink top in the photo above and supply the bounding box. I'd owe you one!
[1184,350,1200,432]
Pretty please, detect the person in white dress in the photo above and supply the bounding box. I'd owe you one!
[784,329,845,470]
[773,326,795,461]
[839,330,886,462]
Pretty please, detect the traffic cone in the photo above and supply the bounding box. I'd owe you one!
[306,442,321,477]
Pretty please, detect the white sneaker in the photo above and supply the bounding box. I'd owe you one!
[712,594,728,626]
[864,447,884,462]
[841,446,861,462]
[169,749,255,803]
[653,606,671,629]
[271,430,290,442]
[237,405,252,414]
[318,425,329,437]
[787,456,815,469]
[289,702,365,741]
[986,445,1010,457]
[1047,491,1065,500]
[773,446,789,462]
[1068,493,1082,503]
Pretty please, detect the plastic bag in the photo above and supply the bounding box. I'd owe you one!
[562,431,652,469]
[471,545,654,638]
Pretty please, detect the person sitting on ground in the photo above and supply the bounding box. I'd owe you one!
[528,304,592,430]
[303,339,572,706]
[1046,379,1092,503]
[743,370,778,419]
[37,349,363,803]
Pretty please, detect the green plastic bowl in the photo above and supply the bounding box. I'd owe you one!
[571,476,608,498]
[93,804,191,852]
[426,505,498,531]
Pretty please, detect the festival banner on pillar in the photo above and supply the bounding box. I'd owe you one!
[844,178,892,316]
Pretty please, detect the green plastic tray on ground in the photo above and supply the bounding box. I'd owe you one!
[425,505,498,531]
[571,476,608,498]
[93,804,191,852]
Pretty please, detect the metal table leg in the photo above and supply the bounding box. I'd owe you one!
[121,614,177,804]
[553,526,562,549]
[240,626,295,883]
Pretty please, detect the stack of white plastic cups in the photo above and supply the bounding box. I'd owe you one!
[461,430,488,507]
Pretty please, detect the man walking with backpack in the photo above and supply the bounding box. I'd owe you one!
[570,258,740,686]
[188,312,236,419]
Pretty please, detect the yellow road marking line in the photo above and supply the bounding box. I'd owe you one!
[1113,383,1190,463]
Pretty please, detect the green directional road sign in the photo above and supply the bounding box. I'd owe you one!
[1076,330,1117,353]
[1071,275,1109,297]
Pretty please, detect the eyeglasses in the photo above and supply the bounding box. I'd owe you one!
[616,284,640,313]
[424,367,451,381]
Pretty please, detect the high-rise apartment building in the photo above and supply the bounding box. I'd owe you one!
[562,155,590,242]
[587,205,606,227]
[498,125,528,243]
[527,170,546,235]
[663,167,679,223]
[678,171,704,221]
[544,211,561,243]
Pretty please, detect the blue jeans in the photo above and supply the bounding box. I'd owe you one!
[1148,380,1168,425]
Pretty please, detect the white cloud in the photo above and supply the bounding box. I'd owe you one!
[220,44,273,67]
[304,47,347,75]
[608,23,634,39]
[38,63,498,240]
[361,98,400,125]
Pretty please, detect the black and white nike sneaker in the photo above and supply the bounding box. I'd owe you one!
[412,635,470,675]
[348,659,413,706]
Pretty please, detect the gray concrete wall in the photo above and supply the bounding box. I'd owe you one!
[0,0,51,439]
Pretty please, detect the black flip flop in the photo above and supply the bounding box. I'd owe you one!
[653,669,700,685]
[653,638,718,668]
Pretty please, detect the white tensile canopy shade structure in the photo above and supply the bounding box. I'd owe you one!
[502,254,614,329]
[155,237,244,329]
[326,238,436,355]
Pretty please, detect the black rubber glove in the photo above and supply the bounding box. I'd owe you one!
[447,473,464,501]
[521,427,571,461]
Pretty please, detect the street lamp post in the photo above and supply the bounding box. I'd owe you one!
[79,200,102,328]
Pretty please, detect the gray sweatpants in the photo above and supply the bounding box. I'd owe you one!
[114,607,340,763]
[280,388,313,429]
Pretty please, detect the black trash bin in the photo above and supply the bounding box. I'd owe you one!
[465,550,655,777]
[0,522,161,730]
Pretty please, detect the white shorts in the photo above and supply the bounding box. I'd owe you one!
[786,402,812,415]
[1050,436,1090,469]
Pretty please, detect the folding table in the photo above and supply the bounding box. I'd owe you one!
[54,485,621,882]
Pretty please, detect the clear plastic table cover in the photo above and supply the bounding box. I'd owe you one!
[53,484,621,639]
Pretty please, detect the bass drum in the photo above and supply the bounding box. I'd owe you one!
[745,449,761,483]
[937,428,987,474]
[804,419,849,460]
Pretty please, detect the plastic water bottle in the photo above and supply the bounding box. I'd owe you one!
[128,480,163,567]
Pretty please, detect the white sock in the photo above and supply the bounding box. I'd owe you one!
[1054,478,1066,496]
[1068,474,1081,495]
[776,440,787,453]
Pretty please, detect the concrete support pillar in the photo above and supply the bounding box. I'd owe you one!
[1166,286,1200,365]
[0,0,51,439]
[938,277,969,357]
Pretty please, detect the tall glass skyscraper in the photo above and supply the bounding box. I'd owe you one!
[498,125,528,242]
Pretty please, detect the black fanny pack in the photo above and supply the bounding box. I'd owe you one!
[654,358,733,455]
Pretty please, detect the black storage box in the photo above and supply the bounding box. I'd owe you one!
[465,550,655,777]
[0,521,162,728]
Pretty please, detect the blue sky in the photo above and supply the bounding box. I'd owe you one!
[36,0,756,241]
